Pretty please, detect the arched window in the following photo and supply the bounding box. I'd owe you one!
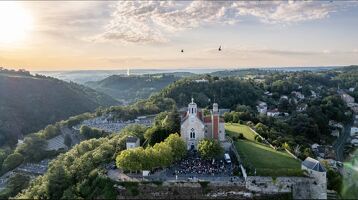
[190,128,195,139]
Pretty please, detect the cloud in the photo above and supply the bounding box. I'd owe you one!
[205,46,323,57]
[92,1,352,43]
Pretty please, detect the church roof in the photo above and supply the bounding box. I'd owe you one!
[203,116,211,123]
[181,111,203,122]
[302,157,326,172]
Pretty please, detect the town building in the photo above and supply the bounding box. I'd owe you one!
[340,92,355,104]
[297,103,307,112]
[280,95,289,100]
[126,136,140,149]
[311,90,317,98]
[194,79,209,83]
[329,120,344,129]
[301,157,327,199]
[331,129,340,137]
[292,91,305,100]
[264,91,273,96]
[256,101,267,114]
[351,127,358,136]
[350,138,358,146]
[180,98,225,150]
[267,108,280,117]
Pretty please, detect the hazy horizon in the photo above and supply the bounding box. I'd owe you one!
[1,1,358,70]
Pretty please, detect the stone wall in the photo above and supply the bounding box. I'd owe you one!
[115,181,290,199]
[246,176,326,199]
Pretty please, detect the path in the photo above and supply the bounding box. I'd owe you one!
[333,120,353,161]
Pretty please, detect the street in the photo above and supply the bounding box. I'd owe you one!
[333,121,353,161]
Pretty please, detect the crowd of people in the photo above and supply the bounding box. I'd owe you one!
[170,151,232,176]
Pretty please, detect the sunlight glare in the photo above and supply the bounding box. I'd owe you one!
[0,2,33,44]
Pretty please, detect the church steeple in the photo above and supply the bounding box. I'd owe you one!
[188,98,197,116]
[213,103,219,114]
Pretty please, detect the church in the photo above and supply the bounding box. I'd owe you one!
[180,98,225,150]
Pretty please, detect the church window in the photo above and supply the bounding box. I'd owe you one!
[190,128,195,139]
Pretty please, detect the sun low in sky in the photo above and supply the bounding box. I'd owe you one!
[0,1,358,71]
[0,2,33,44]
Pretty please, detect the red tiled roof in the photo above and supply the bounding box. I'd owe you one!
[181,111,224,123]
[197,111,202,120]
[203,116,212,123]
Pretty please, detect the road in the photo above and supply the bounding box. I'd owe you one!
[333,121,353,161]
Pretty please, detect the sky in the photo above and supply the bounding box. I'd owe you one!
[0,1,358,71]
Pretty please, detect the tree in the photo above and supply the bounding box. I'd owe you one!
[2,153,24,172]
[303,148,313,158]
[15,135,47,161]
[198,139,223,160]
[120,124,147,142]
[0,174,30,199]
[161,109,180,134]
[145,126,168,146]
[223,112,233,122]
[327,169,342,193]
[144,110,181,146]
[282,142,291,151]
[278,98,289,112]
[116,148,144,172]
[0,149,8,171]
[255,123,270,138]
[153,142,173,167]
[41,124,61,139]
[164,133,186,161]
[80,125,107,139]
[47,165,70,199]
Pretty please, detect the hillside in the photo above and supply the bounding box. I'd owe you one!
[225,123,302,176]
[0,69,118,146]
[158,76,262,108]
[86,73,183,103]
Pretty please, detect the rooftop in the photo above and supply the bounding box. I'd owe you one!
[302,157,326,172]
[126,136,139,143]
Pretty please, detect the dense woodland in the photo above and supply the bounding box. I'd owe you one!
[0,69,118,147]
[159,76,262,108]
[86,73,182,103]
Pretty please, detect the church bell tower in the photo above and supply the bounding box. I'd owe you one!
[188,98,197,117]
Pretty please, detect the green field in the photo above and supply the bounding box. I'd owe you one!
[225,123,303,176]
[225,123,257,141]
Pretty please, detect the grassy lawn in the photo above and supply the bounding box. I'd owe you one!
[226,123,303,177]
[225,123,257,141]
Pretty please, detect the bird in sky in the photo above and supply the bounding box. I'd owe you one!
[218,45,222,51]
[181,49,184,53]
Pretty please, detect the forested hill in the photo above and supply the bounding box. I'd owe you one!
[85,73,185,103]
[0,69,118,146]
[159,76,263,109]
